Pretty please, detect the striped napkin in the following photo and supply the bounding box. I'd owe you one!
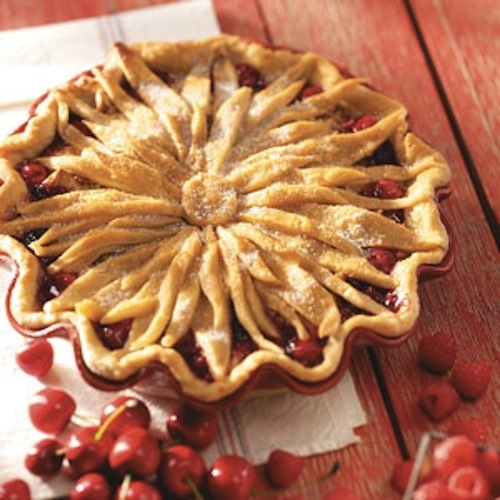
[0,3,366,497]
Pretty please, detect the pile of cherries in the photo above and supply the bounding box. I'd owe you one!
[1,337,357,499]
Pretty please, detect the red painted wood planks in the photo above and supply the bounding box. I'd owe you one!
[254,0,500,462]
[0,0,180,29]
[410,0,500,234]
[1,1,499,498]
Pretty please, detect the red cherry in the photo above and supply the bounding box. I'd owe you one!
[96,319,132,350]
[298,85,323,100]
[99,395,151,438]
[70,473,111,500]
[342,115,378,133]
[285,336,324,367]
[362,179,405,199]
[166,403,218,449]
[45,271,77,300]
[207,455,256,500]
[367,248,398,274]
[376,179,405,199]
[232,323,257,362]
[384,291,400,311]
[115,479,162,500]
[233,338,256,362]
[17,162,54,200]
[28,387,76,434]
[15,338,54,377]
[65,426,114,476]
[175,332,213,381]
[0,478,31,499]
[266,449,304,488]
[24,438,64,477]
[235,62,266,91]
[446,466,489,499]
[353,115,378,132]
[109,427,161,477]
[158,444,206,498]
[18,162,49,186]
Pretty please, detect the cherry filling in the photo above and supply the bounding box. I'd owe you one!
[41,271,77,302]
[175,331,214,382]
[342,114,378,133]
[19,228,47,248]
[18,230,58,270]
[362,179,405,199]
[16,161,67,200]
[95,319,132,351]
[266,308,297,339]
[17,162,48,199]
[361,178,406,223]
[337,297,364,321]
[285,336,324,367]
[346,278,400,313]
[367,247,406,274]
[231,316,257,363]
[267,309,325,367]
[369,140,398,165]
[19,230,134,351]
[18,162,48,185]
[235,62,266,91]
[382,209,405,224]
[296,84,323,101]
[18,115,95,193]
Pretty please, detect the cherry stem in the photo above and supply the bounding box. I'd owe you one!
[118,474,132,500]
[184,475,204,500]
[252,460,341,497]
[94,399,138,441]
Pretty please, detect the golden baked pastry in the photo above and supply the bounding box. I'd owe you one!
[0,35,451,403]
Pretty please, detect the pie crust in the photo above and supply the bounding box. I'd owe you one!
[0,35,451,403]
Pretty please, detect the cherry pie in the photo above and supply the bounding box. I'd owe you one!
[0,35,451,403]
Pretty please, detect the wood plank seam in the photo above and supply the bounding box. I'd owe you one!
[254,0,273,43]
[405,0,500,248]
[368,347,410,459]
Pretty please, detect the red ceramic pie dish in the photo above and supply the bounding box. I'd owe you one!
[0,209,453,412]
[0,36,454,411]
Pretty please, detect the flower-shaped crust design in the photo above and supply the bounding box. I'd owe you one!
[0,36,451,402]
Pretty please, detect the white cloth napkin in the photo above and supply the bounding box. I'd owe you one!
[0,0,221,138]
[0,3,366,497]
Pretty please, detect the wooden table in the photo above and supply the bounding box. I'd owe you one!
[0,1,498,498]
